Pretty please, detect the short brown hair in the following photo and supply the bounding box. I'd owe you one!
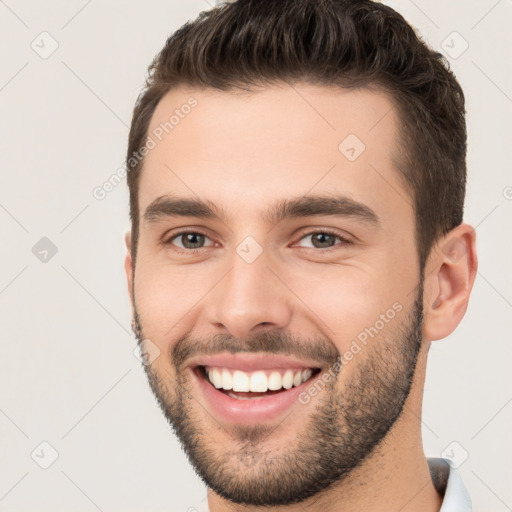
[126,0,467,270]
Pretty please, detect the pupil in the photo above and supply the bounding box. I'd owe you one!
[313,233,335,248]
[183,233,204,249]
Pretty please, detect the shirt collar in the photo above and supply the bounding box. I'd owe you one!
[428,457,473,512]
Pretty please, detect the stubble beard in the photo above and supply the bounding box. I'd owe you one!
[132,283,424,506]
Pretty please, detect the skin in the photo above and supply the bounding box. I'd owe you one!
[124,83,477,511]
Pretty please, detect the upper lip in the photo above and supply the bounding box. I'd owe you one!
[188,353,323,372]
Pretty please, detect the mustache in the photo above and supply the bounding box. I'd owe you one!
[131,309,339,369]
[171,330,340,370]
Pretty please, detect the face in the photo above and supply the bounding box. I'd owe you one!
[126,84,425,506]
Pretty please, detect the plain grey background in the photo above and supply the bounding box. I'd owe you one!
[1,1,511,511]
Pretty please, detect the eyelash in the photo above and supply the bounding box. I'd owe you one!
[162,229,352,254]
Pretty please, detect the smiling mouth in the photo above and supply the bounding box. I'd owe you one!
[196,365,321,400]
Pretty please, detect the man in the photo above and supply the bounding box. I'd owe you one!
[123,0,477,510]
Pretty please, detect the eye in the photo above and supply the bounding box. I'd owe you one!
[295,230,351,250]
[165,231,215,251]
[162,229,351,253]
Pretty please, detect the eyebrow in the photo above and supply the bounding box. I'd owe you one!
[143,193,380,227]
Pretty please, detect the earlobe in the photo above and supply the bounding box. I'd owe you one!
[422,224,478,341]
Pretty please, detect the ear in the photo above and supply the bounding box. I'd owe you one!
[422,223,478,341]
[124,230,134,307]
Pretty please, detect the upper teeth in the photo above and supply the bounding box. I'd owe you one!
[206,367,313,392]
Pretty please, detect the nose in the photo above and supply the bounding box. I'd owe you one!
[206,252,293,339]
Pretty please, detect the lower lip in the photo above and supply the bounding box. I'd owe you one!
[192,367,318,425]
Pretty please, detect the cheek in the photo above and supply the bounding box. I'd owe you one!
[287,262,409,353]
[133,257,216,345]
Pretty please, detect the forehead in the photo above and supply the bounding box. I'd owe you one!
[138,83,411,226]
